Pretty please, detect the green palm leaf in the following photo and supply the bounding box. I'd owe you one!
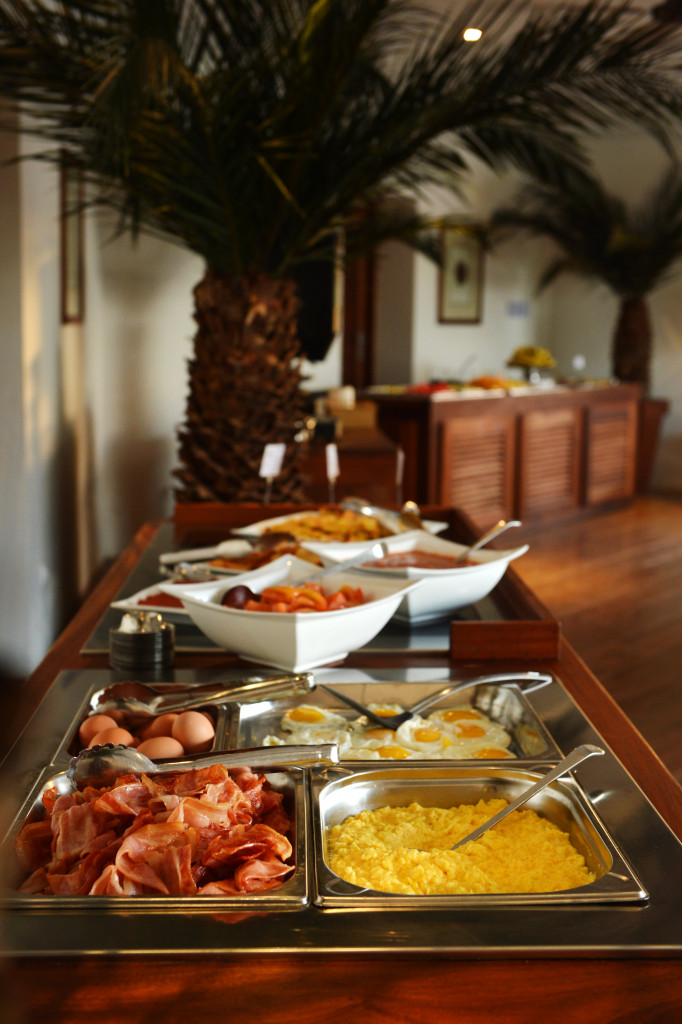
[2,0,682,274]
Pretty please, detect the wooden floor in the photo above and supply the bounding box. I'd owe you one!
[513,493,682,784]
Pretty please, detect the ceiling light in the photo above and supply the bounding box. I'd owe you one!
[463,27,483,42]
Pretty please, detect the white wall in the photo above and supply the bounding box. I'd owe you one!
[0,128,64,676]
[85,218,202,559]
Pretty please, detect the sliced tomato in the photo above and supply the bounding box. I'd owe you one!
[259,586,295,604]
[292,587,328,610]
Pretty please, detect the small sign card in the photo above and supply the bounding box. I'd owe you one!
[259,443,286,503]
[325,443,340,481]
[395,447,405,505]
[326,443,340,503]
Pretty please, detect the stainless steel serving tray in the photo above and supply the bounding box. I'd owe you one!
[229,675,559,762]
[2,759,310,913]
[3,665,682,956]
[51,694,230,768]
[312,765,646,908]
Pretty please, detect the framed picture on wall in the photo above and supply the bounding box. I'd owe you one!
[60,158,84,324]
[438,224,484,324]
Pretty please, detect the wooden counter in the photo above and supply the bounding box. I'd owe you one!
[370,384,641,529]
[2,504,682,1023]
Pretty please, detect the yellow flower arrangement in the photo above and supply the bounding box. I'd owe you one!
[507,345,556,370]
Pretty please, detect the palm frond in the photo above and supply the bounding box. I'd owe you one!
[491,161,682,298]
[2,0,682,273]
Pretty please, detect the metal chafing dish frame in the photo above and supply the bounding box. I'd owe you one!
[2,664,682,958]
[2,762,310,913]
[311,764,646,908]
[228,674,560,763]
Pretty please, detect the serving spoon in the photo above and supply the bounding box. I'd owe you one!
[454,519,522,565]
[91,672,316,718]
[305,541,389,582]
[411,744,604,852]
[159,531,296,568]
[68,741,339,790]
[313,671,552,731]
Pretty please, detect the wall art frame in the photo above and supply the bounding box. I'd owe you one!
[438,224,484,324]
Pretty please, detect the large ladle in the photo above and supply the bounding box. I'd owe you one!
[454,519,521,565]
[411,744,604,852]
[68,741,339,790]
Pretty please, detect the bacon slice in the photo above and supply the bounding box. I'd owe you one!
[51,800,112,868]
[166,796,235,829]
[201,823,292,871]
[115,822,199,894]
[92,775,157,817]
[14,819,53,873]
[19,867,49,894]
[233,853,294,893]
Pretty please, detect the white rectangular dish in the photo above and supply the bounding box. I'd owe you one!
[160,556,423,671]
[313,531,528,624]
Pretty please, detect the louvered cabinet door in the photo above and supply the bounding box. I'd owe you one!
[518,407,582,520]
[439,414,515,527]
[585,402,637,505]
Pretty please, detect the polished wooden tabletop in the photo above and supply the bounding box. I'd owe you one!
[3,508,682,1024]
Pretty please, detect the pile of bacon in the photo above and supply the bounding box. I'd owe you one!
[14,764,294,897]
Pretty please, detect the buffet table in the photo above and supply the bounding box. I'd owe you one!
[2,504,682,1023]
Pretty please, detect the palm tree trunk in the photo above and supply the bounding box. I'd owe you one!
[611,296,652,389]
[174,270,307,502]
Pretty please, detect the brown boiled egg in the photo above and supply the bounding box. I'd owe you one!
[89,726,136,748]
[136,736,185,759]
[171,711,215,754]
[78,714,119,747]
[139,712,179,741]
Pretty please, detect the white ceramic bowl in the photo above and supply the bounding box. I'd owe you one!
[159,556,423,671]
[316,532,529,625]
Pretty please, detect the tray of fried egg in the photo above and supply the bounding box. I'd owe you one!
[224,678,559,763]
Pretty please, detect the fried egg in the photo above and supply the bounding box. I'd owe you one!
[395,717,456,756]
[427,706,512,750]
[472,746,515,759]
[341,744,381,760]
[269,699,515,760]
[369,743,419,760]
[364,702,404,720]
[263,725,352,754]
[280,704,348,732]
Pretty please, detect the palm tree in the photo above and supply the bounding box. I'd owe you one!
[490,165,682,389]
[1,1,681,499]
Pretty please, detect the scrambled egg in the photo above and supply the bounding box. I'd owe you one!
[328,800,595,895]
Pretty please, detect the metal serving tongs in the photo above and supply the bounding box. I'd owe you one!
[68,742,339,790]
[314,671,553,731]
[90,672,316,718]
